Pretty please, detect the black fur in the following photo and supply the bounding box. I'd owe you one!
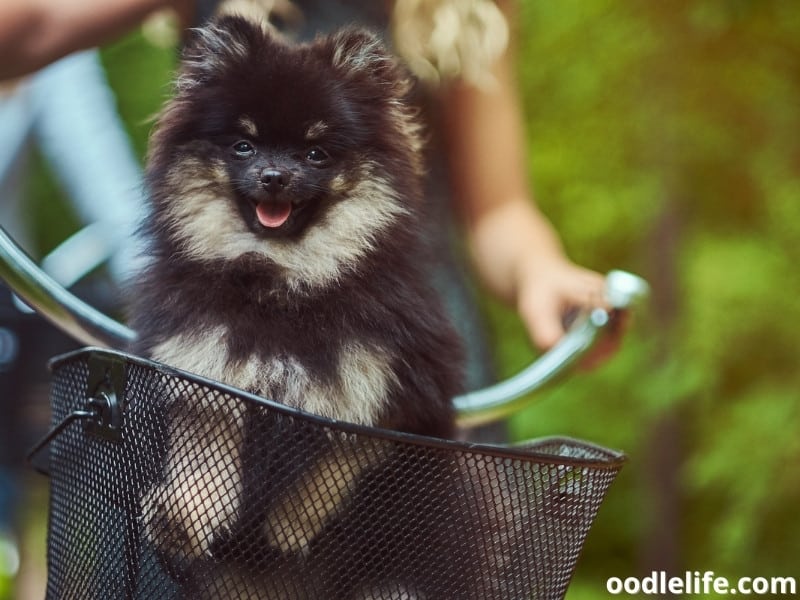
[129,15,468,599]
[130,17,463,435]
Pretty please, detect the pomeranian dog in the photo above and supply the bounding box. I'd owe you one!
[129,14,466,599]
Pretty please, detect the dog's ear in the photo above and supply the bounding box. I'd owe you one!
[320,28,413,98]
[177,15,268,91]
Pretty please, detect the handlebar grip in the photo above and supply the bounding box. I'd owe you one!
[453,270,649,427]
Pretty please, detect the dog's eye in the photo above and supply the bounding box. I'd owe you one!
[232,140,255,158]
[306,147,329,165]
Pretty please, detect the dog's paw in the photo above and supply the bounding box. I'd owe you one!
[141,473,239,563]
[264,446,379,555]
[263,498,320,556]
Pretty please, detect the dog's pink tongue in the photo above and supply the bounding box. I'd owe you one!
[256,201,292,228]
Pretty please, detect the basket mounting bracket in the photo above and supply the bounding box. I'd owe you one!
[27,354,127,474]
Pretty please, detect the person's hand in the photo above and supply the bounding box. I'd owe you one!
[437,6,628,369]
[515,254,626,368]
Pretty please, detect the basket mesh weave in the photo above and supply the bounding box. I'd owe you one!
[40,349,623,600]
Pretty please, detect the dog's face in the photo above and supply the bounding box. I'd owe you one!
[146,17,423,288]
[223,117,335,239]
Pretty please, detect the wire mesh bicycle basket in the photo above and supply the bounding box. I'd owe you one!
[34,347,625,600]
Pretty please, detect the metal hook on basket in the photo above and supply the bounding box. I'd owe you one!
[26,394,117,474]
[0,226,648,427]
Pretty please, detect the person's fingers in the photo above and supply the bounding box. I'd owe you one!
[517,265,624,360]
[560,270,610,311]
[518,288,564,351]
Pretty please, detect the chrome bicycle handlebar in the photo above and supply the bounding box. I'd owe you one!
[0,226,135,348]
[0,226,648,425]
[453,270,648,427]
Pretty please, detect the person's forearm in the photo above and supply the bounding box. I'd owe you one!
[0,0,192,81]
[440,0,615,353]
[441,22,567,302]
[468,196,566,302]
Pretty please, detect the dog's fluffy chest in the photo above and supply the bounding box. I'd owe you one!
[151,325,396,426]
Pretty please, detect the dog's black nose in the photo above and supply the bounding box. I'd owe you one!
[260,168,292,193]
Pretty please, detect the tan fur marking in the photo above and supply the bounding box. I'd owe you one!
[304,120,328,140]
[330,173,348,193]
[152,331,394,426]
[265,442,388,554]
[160,156,259,264]
[162,156,408,291]
[140,391,245,559]
[142,328,248,557]
[330,342,396,425]
[263,342,394,553]
[264,173,409,290]
[150,326,260,393]
[238,115,259,138]
[145,320,396,560]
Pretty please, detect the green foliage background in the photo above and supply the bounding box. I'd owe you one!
[501,0,800,592]
[22,0,800,595]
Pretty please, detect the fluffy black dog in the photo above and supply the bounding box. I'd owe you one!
[129,15,466,599]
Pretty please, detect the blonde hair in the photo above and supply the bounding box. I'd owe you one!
[391,0,509,88]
